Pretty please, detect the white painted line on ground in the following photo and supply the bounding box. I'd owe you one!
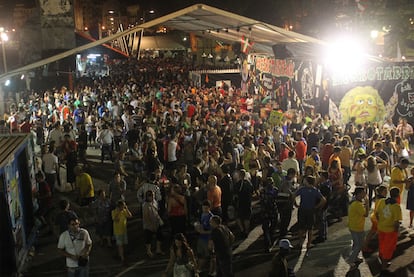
[233,225,263,255]
[293,236,308,273]
[115,260,146,277]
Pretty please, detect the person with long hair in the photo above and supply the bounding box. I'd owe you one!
[163,233,199,277]
[395,136,409,160]
[143,190,164,258]
[366,156,388,208]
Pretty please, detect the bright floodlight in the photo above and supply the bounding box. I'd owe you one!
[324,36,367,73]
[370,30,379,39]
[5,79,10,86]
[1,32,8,42]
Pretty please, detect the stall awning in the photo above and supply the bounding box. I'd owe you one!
[0,3,329,82]
[0,135,28,169]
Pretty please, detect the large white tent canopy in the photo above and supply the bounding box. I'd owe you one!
[0,3,325,82]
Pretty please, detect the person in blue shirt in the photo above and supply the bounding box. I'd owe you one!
[260,177,278,252]
[295,176,326,250]
[195,200,215,275]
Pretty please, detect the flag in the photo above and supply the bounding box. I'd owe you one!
[190,33,197,52]
[241,35,253,54]
[205,74,209,83]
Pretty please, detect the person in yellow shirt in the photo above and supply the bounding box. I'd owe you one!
[74,166,95,206]
[112,200,132,265]
[328,147,342,170]
[305,147,321,173]
[338,139,353,186]
[389,158,409,204]
[376,187,402,271]
[347,187,369,268]
[362,185,387,253]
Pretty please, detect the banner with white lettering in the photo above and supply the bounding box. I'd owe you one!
[329,62,414,127]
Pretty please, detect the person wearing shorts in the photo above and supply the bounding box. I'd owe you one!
[112,200,132,265]
[376,187,402,272]
[295,176,326,250]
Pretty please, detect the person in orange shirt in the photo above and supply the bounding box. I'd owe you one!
[328,146,342,170]
[207,175,222,216]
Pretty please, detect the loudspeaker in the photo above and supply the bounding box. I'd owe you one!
[272,44,293,59]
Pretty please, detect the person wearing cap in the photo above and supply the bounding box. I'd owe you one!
[375,187,402,272]
[268,239,295,277]
[389,158,410,204]
[305,147,321,173]
[347,187,369,268]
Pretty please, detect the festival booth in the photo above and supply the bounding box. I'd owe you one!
[0,134,38,275]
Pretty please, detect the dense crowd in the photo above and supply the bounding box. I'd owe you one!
[2,56,414,277]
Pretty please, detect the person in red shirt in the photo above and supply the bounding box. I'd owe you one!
[295,131,307,175]
[321,137,336,170]
[19,117,32,133]
[279,143,290,162]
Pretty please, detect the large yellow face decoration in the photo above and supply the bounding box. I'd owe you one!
[339,86,385,125]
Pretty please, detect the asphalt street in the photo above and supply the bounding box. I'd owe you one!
[23,147,414,277]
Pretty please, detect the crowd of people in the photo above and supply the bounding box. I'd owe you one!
[2,56,414,277]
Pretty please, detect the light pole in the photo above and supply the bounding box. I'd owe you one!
[0,27,8,73]
[137,9,154,60]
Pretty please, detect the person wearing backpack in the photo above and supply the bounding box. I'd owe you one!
[209,215,235,277]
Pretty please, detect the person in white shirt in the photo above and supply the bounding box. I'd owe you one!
[137,173,162,207]
[167,134,179,175]
[121,110,134,133]
[96,124,114,163]
[48,122,63,146]
[281,150,300,176]
[42,145,59,193]
[245,95,254,112]
[57,218,92,276]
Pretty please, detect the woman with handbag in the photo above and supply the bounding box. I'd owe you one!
[143,190,165,258]
[163,233,199,277]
